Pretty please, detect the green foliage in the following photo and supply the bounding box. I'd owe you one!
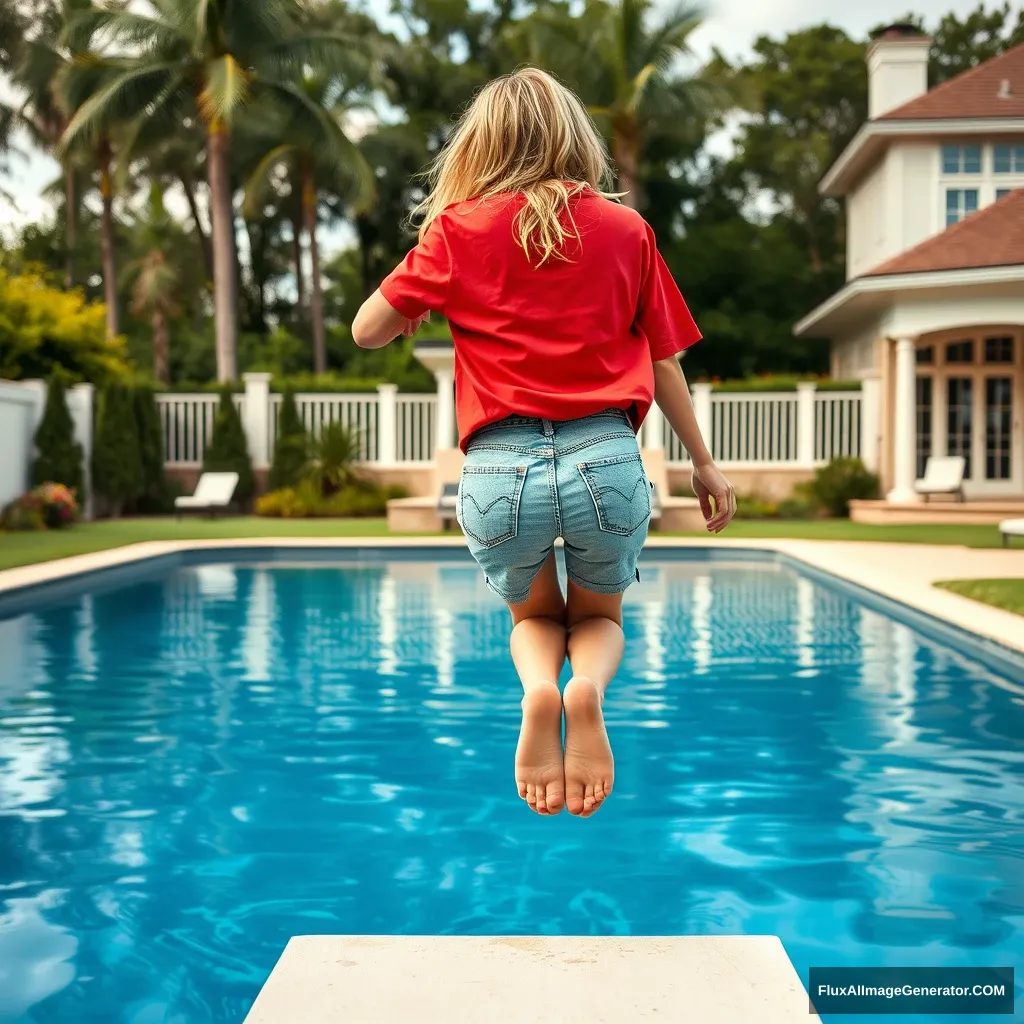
[256,478,406,517]
[202,389,255,506]
[132,386,166,510]
[709,377,860,393]
[808,458,880,517]
[0,267,130,384]
[735,492,818,520]
[0,495,46,531]
[92,385,144,515]
[305,421,361,495]
[32,373,85,495]
[269,389,308,491]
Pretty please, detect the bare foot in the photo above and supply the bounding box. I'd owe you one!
[562,677,613,817]
[515,682,565,815]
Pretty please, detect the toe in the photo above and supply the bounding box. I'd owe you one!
[582,783,596,816]
[546,781,564,815]
[517,778,528,800]
[525,783,537,810]
[536,788,548,814]
[565,782,585,816]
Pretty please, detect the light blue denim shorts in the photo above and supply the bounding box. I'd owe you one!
[456,408,652,604]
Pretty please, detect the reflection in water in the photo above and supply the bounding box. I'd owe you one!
[0,557,1020,1023]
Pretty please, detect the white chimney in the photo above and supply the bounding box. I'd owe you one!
[867,24,932,119]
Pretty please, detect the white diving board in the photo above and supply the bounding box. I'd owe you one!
[244,935,818,1023]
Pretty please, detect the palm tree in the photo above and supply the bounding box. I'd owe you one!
[62,0,369,382]
[529,0,713,210]
[243,78,374,374]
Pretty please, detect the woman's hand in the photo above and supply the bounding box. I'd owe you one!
[691,460,737,533]
[401,312,430,337]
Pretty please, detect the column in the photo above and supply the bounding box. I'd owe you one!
[377,383,398,467]
[691,383,713,455]
[860,376,881,473]
[434,369,455,454]
[242,372,272,469]
[69,382,95,519]
[887,336,918,503]
[643,401,665,451]
[796,381,817,468]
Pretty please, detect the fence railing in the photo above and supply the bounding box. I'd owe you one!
[157,379,862,470]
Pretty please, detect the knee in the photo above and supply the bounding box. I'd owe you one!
[567,611,623,631]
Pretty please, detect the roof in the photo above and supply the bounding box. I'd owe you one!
[879,42,1024,120]
[864,188,1024,276]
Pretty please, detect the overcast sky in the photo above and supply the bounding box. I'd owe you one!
[0,0,984,240]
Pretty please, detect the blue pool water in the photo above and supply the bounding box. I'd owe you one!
[0,553,1021,1023]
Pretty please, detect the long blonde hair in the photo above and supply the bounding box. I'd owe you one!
[413,68,617,265]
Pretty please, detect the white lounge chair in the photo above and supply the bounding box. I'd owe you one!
[915,456,966,502]
[1000,519,1024,547]
[174,472,239,518]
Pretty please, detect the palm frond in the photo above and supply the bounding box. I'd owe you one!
[242,143,297,218]
[641,0,703,71]
[64,4,187,55]
[199,54,251,126]
[255,31,374,84]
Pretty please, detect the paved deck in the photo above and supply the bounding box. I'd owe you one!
[1,536,1020,653]
[242,935,817,1023]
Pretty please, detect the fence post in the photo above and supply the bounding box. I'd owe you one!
[434,369,455,454]
[242,372,272,469]
[796,381,817,468]
[377,384,398,467]
[68,383,95,520]
[691,383,712,454]
[860,377,880,473]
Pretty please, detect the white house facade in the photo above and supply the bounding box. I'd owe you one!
[796,26,1024,507]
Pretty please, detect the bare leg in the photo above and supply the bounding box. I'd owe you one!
[507,553,567,815]
[562,581,624,817]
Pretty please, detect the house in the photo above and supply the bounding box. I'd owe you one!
[795,25,1024,514]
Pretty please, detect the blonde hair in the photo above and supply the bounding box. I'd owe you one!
[413,67,617,265]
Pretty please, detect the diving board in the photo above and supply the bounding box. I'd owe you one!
[244,935,817,1023]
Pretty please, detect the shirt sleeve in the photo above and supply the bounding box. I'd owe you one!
[637,223,701,361]
[379,218,451,319]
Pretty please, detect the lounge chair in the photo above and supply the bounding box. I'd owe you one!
[915,456,966,502]
[174,472,239,518]
[1000,519,1024,547]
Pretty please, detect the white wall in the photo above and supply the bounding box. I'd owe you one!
[831,320,881,380]
[0,382,41,509]
[847,157,889,280]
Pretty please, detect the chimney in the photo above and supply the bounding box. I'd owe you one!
[867,24,932,119]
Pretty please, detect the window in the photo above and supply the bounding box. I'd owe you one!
[947,378,973,478]
[945,188,979,226]
[916,346,935,365]
[985,378,1012,481]
[946,340,975,364]
[942,144,982,174]
[993,144,1024,173]
[984,336,1014,364]
[996,188,1013,201]
[916,376,933,479]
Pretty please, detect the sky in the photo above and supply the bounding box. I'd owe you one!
[0,0,983,247]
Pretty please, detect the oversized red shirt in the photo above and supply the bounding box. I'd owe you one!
[379,189,701,451]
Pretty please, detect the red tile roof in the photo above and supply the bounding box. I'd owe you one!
[879,42,1024,120]
[864,188,1024,276]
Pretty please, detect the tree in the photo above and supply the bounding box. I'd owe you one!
[926,3,1024,84]
[32,372,85,495]
[63,0,370,383]
[133,385,166,508]
[269,389,309,490]
[243,76,375,373]
[203,389,255,505]
[92,385,143,516]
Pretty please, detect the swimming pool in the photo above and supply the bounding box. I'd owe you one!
[0,550,1021,1023]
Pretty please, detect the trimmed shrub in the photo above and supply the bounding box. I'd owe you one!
[31,374,84,497]
[256,480,407,518]
[269,390,308,491]
[134,386,166,506]
[203,388,255,506]
[809,457,880,517]
[93,385,144,516]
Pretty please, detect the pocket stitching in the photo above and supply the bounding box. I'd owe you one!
[458,467,526,548]
[577,456,651,536]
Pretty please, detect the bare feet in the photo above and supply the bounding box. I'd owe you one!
[562,677,613,817]
[515,682,565,815]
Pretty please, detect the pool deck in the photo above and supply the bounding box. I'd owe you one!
[0,535,1020,654]
[242,935,818,1023]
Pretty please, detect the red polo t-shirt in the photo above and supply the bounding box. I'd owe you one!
[379,188,701,451]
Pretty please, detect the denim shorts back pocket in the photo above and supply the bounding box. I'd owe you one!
[458,466,527,549]
[577,452,651,536]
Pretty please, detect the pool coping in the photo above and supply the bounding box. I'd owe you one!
[0,536,1022,674]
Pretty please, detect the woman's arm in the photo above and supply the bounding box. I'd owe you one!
[352,289,427,349]
[653,356,736,533]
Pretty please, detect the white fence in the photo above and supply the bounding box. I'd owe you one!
[157,377,863,471]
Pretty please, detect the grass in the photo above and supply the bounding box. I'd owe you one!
[0,517,1009,572]
[935,579,1024,616]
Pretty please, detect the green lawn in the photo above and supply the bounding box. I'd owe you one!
[935,579,1024,616]
[0,517,1007,572]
